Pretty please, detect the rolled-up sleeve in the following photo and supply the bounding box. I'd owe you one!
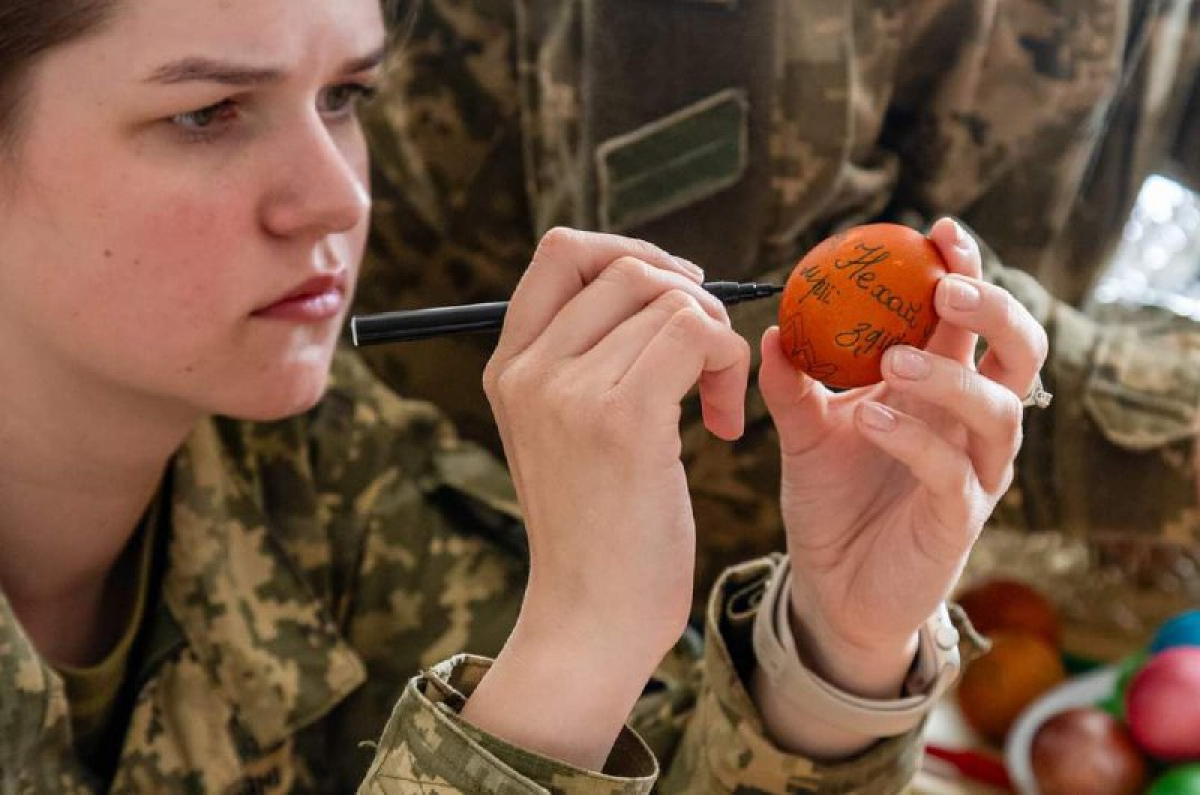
[360,556,927,793]
[658,557,923,794]
[359,655,657,794]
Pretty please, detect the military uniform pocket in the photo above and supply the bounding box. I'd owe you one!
[1083,326,1200,451]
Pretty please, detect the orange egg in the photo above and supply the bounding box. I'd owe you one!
[957,631,1067,744]
[778,223,947,388]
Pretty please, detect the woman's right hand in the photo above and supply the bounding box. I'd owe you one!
[461,227,750,769]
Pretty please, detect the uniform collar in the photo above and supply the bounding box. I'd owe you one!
[0,595,73,778]
[163,417,366,749]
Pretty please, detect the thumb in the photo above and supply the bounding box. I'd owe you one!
[759,327,831,455]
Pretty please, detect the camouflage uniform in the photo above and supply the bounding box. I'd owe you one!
[2,352,938,793]
[355,0,1200,617]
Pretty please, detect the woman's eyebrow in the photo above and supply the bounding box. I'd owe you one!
[145,58,285,86]
[342,46,387,76]
[144,46,387,86]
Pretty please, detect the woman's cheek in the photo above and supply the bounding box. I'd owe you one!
[126,196,247,317]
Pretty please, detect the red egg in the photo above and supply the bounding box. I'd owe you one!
[778,223,946,388]
[1030,707,1148,795]
[1126,647,1200,761]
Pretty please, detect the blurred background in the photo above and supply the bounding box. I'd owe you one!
[1093,173,1200,321]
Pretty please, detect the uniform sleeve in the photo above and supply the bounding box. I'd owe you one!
[655,558,923,794]
[356,555,924,794]
[358,655,658,795]
[321,352,925,790]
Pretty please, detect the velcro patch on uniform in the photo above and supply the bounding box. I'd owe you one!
[595,88,748,232]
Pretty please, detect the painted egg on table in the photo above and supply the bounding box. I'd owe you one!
[956,631,1066,744]
[1146,763,1200,795]
[1030,707,1148,795]
[778,223,946,388]
[1151,609,1200,654]
[1126,647,1200,762]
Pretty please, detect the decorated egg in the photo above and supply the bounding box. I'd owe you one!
[956,631,1066,743]
[1030,707,1148,795]
[1126,647,1200,761]
[778,223,946,388]
[1151,610,1200,654]
[1146,763,1200,795]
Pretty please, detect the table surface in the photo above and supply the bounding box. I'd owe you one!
[917,697,1014,794]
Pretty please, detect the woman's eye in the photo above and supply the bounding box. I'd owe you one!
[171,100,238,140]
[319,84,378,117]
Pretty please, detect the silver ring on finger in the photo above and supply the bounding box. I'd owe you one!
[1021,373,1053,410]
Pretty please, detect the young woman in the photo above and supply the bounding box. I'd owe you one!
[0,0,1046,791]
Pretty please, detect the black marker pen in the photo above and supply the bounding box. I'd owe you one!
[349,281,783,346]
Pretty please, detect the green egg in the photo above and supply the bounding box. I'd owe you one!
[1147,763,1200,795]
[1100,651,1148,720]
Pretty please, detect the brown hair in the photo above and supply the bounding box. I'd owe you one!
[383,0,420,46]
[0,1,119,149]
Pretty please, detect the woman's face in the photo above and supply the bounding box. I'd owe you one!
[0,0,385,421]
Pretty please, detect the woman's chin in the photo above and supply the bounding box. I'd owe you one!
[241,387,327,422]
[216,360,333,423]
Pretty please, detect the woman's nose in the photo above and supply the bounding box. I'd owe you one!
[259,120,370,239]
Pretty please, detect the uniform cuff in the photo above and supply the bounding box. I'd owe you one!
[362,654,657,794]
[697,556,926,793]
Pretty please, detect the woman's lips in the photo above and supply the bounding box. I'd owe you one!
[253,274,346,323]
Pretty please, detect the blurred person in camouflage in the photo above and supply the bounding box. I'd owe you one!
[0,0,1045,793]
[355,0,1200,621]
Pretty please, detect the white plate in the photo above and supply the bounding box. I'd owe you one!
[1003,665,1119,795]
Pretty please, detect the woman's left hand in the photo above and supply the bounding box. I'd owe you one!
[758,218,1048,696]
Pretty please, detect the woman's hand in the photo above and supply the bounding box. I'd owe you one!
[759,218,1048,700]
[462,228,750,769]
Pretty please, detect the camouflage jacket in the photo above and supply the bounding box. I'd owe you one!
[1,352,923,794]
[356,0,1200,617]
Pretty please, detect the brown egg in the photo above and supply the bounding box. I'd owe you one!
[957,631,1067,744]
[777,223,945,388]
[956,577,1062,649]
[1030,707,1149,795]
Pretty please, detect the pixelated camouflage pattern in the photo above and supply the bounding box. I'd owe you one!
[659,558,924,795]
[357,0,532,449]
[0,597,79,791]
[1,351,515,792]
[359,559,926,795]
[355,0,1200,625]
[359,654,659,794]
[0,352,925,792]
[987,256,1200,578]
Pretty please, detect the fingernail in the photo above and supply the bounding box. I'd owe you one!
[890,348,930,380]
[944,276,980,310]
[674,256,705,282]
[860,402,897,432]
[953,220,973,253]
